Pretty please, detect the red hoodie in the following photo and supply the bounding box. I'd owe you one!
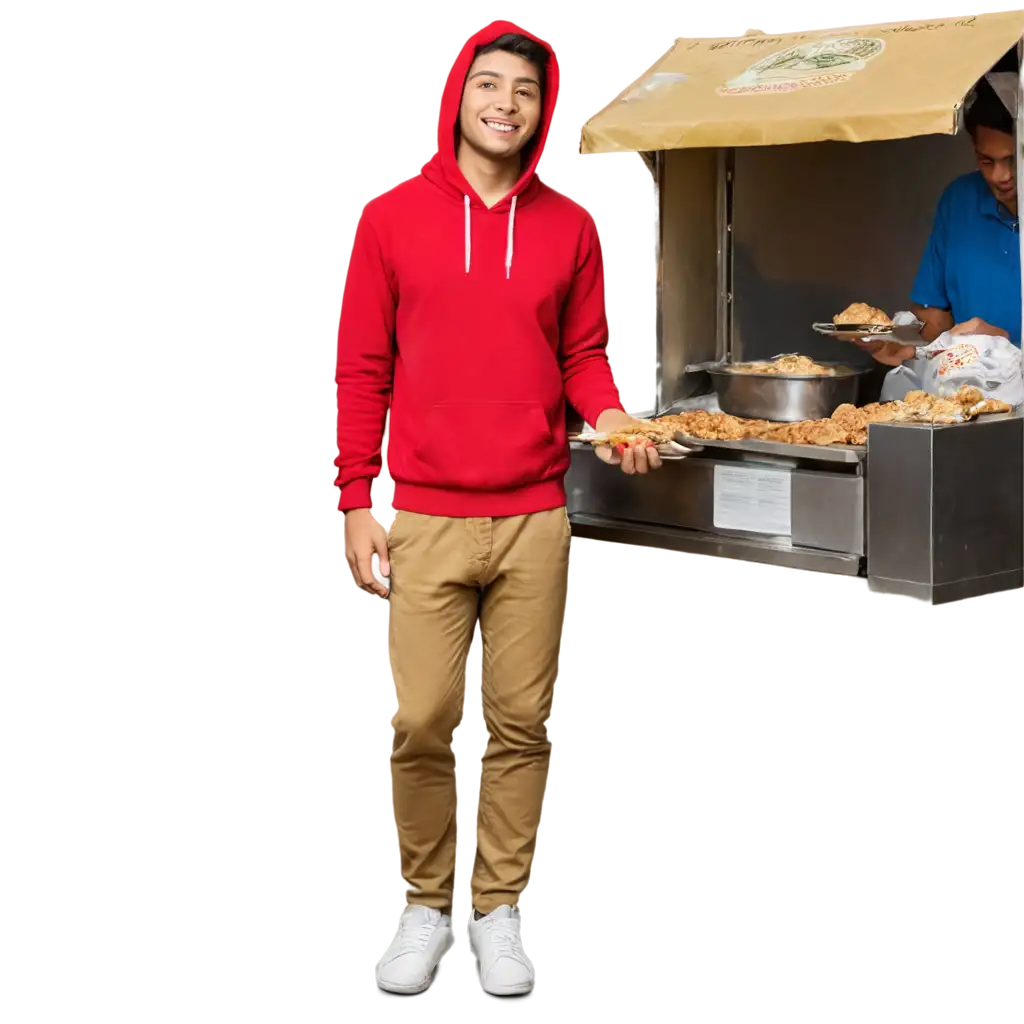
[334,21,624,517]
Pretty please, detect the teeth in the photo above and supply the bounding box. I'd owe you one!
[485,121,516,133]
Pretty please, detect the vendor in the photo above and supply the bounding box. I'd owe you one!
[859,76,1020,367]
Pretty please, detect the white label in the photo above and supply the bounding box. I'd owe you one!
[713,465,792,536]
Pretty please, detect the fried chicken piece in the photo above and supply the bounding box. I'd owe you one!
[759,419,851,446]
[830,402,899,440]
[925,399,966,423]
[807,420,853,445]
[969,398,1011,415]
[859,402,901,423]
[900,390,930,411]
[664,410,752,441]
[829,403,868,433]
[955,388,1011,416]
[890,395,970,423]
[953,386,984,407]
[745,419,790,439]
[896,388,1007,422]
[834,302,893,326]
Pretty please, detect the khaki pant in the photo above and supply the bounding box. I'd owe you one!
[386,508,570,915]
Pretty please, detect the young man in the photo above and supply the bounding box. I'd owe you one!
[858,75,1021,367]
[334,22,658,996]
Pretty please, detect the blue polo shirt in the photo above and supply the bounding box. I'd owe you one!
[911,171,1022,347]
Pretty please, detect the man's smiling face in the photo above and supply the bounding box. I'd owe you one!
[458,49,542,163]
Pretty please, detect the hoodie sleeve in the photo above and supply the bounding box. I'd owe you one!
[334,209,397,511]
[559,213,624,426]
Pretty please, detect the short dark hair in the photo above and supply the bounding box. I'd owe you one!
[965,77,1014,138]
[474,33,548,94]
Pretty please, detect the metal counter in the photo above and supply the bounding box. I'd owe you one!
[566,411,1023,604]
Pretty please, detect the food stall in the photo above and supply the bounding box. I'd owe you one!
[566,11,1024,603]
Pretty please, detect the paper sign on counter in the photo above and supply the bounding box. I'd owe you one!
[713,465,792,536]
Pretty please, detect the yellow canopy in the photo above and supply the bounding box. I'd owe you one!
[581,11,1024,153]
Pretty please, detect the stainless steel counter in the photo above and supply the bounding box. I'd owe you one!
[566,410,1024,604]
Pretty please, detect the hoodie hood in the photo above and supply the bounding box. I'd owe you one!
[417,22,557,278]
[421,21,559,214]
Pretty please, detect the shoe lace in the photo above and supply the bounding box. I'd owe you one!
[485,918,528,966]
[397,919,435,954]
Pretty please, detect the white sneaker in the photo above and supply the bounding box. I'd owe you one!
[375,905,454,995]
[468,905,535,996]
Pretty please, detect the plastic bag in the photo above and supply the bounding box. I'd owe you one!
[879,327,1024,407]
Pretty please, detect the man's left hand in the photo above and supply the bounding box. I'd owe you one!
[851,338,916,366]
[595,440,663,474]
[591,408,664,475]
[950,317,1008,338]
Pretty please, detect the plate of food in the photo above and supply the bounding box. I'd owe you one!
[570,424,699,458]
[813,303,927,344]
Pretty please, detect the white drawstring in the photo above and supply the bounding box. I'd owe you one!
[505,195,517,280]
[463,193,516,279]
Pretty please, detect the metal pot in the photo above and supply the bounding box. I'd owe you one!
[707,363,871,422]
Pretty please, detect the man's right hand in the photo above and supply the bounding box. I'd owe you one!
[344,508,390,598]
[949,317,1008,338]
[850,339,917,367]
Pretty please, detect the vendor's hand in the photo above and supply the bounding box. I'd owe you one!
[592,407,664,475]
[851,338,916,366]
[950,317,1008,338]
[344,508,390,598]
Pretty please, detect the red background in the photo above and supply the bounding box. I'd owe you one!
[2,4,991,1019]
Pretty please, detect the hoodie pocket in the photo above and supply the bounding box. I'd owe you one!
[414,401,560,491]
